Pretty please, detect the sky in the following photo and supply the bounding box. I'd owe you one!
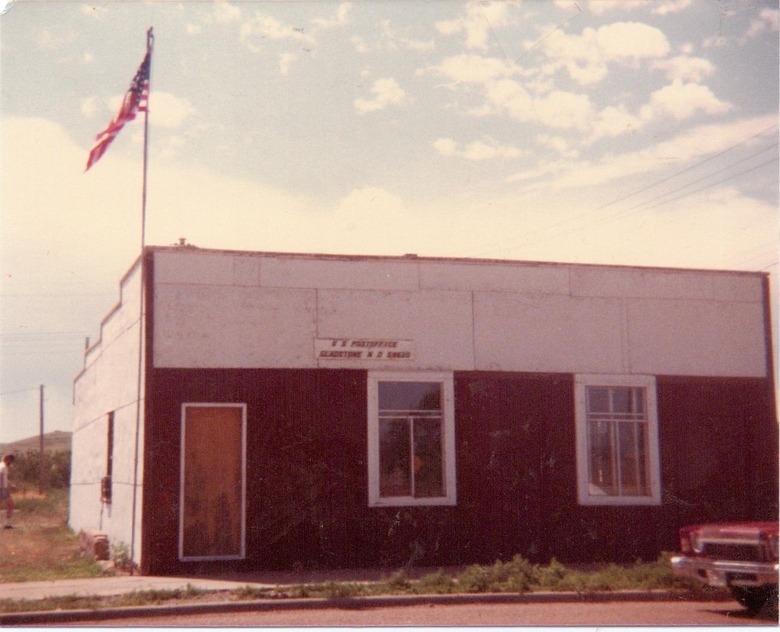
[0,0,778,444]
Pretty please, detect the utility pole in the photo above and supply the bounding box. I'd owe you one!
[39,384,44,495]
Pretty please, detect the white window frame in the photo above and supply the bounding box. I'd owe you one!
[367,371,457,507]
[574,374,661,506]
[179,402,247,562]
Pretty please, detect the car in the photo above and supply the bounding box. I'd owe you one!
[671,521,778,613]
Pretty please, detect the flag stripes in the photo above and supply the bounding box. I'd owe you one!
[85,50,151,171]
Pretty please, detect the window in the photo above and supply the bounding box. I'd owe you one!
[368,372,456,506]
[575,375,661,506]
[106,411,114,480]
[101,412,114,504]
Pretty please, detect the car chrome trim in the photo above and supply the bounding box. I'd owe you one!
[671,555,779,588]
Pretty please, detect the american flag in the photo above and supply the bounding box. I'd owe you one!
[85,50,151,171]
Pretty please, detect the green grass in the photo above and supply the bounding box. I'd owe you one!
[0,488,111,583]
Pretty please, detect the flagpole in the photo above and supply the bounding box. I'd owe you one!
[130,26,153,576]
[140,27,154,249]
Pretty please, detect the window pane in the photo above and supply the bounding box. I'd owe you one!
[618,422,640,493]
[588,420,615,494]
[637,424,647,490]
[379,382,441,411]
[623,422,649,495]
[379,418,411,497]
[633,389,645,415]
[587,387,610,413]
[413,417,444,497]
[611,387,632,413]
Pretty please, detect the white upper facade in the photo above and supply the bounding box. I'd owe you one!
[151,248,769,378]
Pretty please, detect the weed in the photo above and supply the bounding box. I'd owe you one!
[285,584,313,598]
[323,581,362,599]
[0,594,103,614]
[455,555,538,593]
[456,564,494,593]
[414,570,456,594]
[110,541,137,573]
[386,569,411,591]
[536,557,567,589]
[233,585,273,600]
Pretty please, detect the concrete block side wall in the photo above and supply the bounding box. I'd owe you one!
[71,265,145,566]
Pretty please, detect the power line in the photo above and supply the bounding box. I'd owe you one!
[645,156,779,210]
[474,126,779,259]
[596,143,778,219]
[596,123,779,211]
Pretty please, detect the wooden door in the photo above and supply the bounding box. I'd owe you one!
[179,404,245,560]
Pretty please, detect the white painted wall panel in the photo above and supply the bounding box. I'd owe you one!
[627,298,767,377]
[473,292,625,373]
[420,261,570,294]
[233,256,261,286]
[571,266,764,302]
[316,289,475,370]
[148,249,769,377]
[260,256,421,291]
[155,251,235,285]
[153,284,317,368]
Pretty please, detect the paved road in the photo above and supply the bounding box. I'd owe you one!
[51,599,777,627]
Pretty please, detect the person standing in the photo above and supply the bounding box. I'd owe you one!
[0,454,16,529]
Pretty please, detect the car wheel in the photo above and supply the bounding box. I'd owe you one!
[730,586,778,614]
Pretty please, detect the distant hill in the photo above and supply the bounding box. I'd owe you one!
[0,430,72,455]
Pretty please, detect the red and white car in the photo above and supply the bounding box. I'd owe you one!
[671,521,778,612]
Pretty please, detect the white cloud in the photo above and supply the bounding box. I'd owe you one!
[541,22,670,85]
[588,105,644,142]
[424,54,516,84]
[652,0,694,16]
[239,2,350,52]
[536,134,580,159]
[746,8,779,38]
[354,78,407,113]
[311,2,351,30]
[335,186,404,220]
[279,52,297,76]
[583,0,653,15]
[642,79,731,121]
[651,55,715,82]
[432,138,457,156]
[212,0,241,24]
[240,13,316,52]
[481,78,533,120]
[508,115,775,190]
[354,19,435,53]
[351,36,369,54]
[84,91,194,128]
[535,90,594,131]
[474,78,594,131]
[80,96,102,119]
[101,91,194,128]
[187,0,241,34]
[380,20,435,51]
[578,0,692,15]
[436,1,511,51]
[597,22,670,59]
[433,138,524,161]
